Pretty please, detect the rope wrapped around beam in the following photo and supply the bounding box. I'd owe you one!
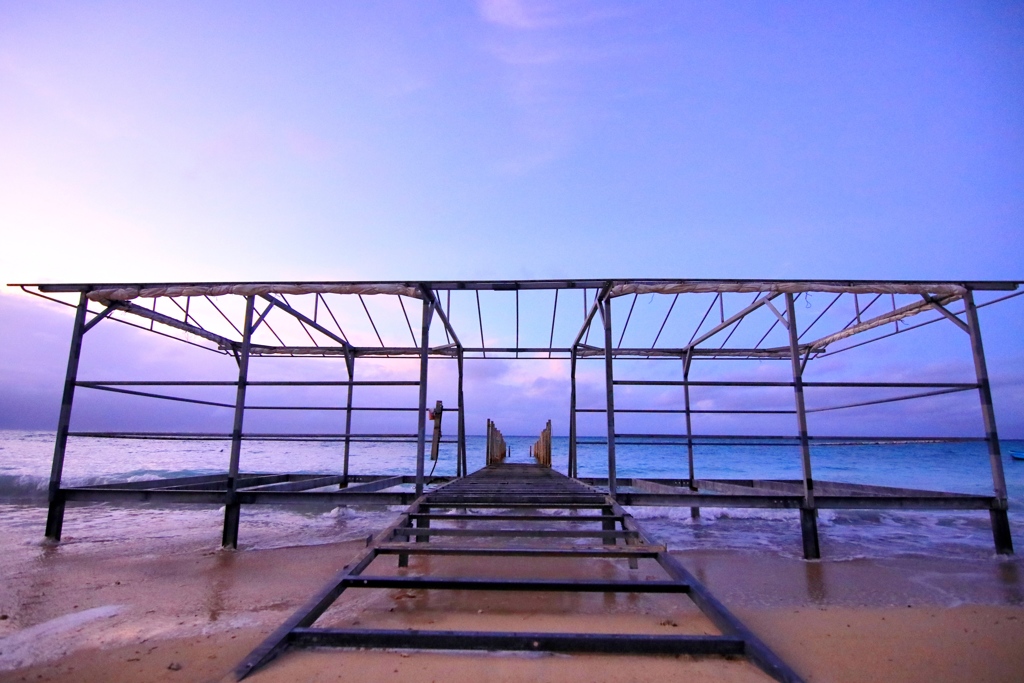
[607,282,968,298]
[87,283,422,303]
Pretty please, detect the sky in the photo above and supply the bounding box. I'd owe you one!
[1,1,1023,438]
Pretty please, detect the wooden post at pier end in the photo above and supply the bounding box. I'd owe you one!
[222,295,255,549]
[486,420,507,464]
[532,420,552,467]
[963,289,1014,554]
[44,292,89,541]
[600,295,618,497]
[786,293,820,560]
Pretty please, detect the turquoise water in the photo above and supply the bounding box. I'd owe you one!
[1,430,1022,558]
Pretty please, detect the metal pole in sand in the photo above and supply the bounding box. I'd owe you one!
[963,289,1013,554]
[786,293,820,560]
[223,295,255,549]
[600,294,617,497]
[683,347,699,519]
[569,346,578,478]
[457,348,466,477]
[44,292,90,541]
[415,294,434,496]
[342,353,355,487]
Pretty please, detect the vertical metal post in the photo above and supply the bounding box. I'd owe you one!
[786,293,820,560]
[415,297,434,496]
[569,347,578,478]
[963,289,1013,554]
[683,348,699,519]
[457,348,466,477]
[600,296,617,497]
[44,292,90,541]
[222,295,255,549]
[342,354,355,487]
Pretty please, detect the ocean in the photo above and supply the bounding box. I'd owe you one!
[1,429,1022,560]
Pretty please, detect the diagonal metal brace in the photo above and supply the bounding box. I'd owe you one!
[922,295,969,333]
[260,293,353,352]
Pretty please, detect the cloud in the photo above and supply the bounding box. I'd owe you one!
[478,0,552,30]
[478,0,623,31]
[475,0,632,174]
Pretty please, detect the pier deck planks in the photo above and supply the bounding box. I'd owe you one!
[232,463,806,682]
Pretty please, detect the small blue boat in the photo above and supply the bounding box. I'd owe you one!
[1010,450,1024,461]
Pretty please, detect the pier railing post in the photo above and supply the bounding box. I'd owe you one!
[569,347,578,478]
[683,348,699,519]
[223,295,255,549]
[45,292,90,541]
[342,354,355,487]
[600,294,617,497]
[415,292,434,496]
[786,293,820,560]
[963,289,1013,554]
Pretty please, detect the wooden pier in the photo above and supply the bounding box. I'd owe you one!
[233,462,804,682]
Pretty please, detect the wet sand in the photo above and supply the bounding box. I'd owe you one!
[1,520,1023,683]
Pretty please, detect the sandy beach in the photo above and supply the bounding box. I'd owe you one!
[1,506,1023,683]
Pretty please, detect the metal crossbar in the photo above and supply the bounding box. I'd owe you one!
[232,463,805,682]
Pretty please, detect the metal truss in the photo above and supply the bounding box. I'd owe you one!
[12,278,1020,558]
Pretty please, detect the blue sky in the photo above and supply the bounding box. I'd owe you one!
[1,1,1022,436]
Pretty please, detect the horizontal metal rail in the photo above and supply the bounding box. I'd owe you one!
[245,406,433,412]
[578,408,797,414]
[65,431,459,443]
[340,576,688,593]
[391,528,639,539]
[76,380,420,386]
[408,513,623,523]
[372,544,663,558]
[610,434,987,443]
[27,278,1020,293]
[70,473,416,491]
[612,380,979,388]
[614,493,998,510]
[805,386,976,413]
[62,488,418,506]
[287,629,742,655]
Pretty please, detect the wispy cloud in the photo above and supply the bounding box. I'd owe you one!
[478,0,623,31]
[475,0,632,174]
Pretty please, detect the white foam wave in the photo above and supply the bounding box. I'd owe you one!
[0,605,123,671]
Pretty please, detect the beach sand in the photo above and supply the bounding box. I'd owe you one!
[1,515,1023,683]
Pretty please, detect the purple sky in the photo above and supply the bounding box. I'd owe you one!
[1,2,1022,436]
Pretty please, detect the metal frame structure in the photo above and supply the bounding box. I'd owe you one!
[15,278,1020,559]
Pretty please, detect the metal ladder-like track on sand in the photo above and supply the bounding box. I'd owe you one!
[233,463,804,682]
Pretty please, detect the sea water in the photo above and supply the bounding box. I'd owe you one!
[1,429,1022,559]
